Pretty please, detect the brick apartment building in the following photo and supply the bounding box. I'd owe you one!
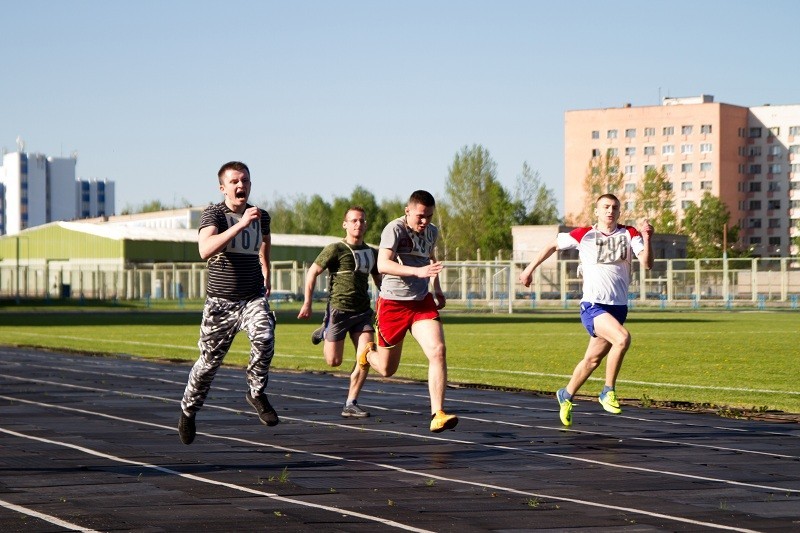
[564,95,800,257]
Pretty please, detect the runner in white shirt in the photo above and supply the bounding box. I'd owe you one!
[519,194,653,426]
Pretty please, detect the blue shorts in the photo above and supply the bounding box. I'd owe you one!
[579,302,628,337]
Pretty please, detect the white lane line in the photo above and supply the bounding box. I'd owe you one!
[3,358,800,459]
[3,374,799,494]
[5,339,798,396]
[4,363,799,459]
[0,426,433,533]
[0,396,760,533]
[12,355,799,437]
[0,497,101,532]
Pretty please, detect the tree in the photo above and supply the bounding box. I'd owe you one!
[631,167,678,233]
[264,195,298,234]
[120,198,191,215]
[442,144,515,260]
[299,195,333,235]
[512,162,560,225]
[568,150,625,226]
[681,192,740,258]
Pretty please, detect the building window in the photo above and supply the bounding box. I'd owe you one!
[789,126,800,136]
[681,181,693,191]
[663,126,674,136]
[789,145,800,154]
[625,165,636,174]
[681,144,693,154]
[591,130,600,139]
[607,129,618,139]
[592,148,601,157]
[644,127,655,136]
[769,127,780,137]
[792,164,800,174]
[625,128,636,138]
[700,162,712,172]
[643,146,655,155]
[625,147,636,156]
[681,163,693,173]
[768,200,781,210]
[681,200,693,209]
[749,146,762,156]
[750,236,762,245]
[768,218,780,228]
[700,143,712,153]
[662,144,674,155]
[749,200,762,210]
[749,182,762,192]
[769,145,782,156]
[625,183,636,193]
[749,127,762,138]
[769,164,782,174]
[681,125,693,135]
[768,182,781,192]
[701,124,712,134]
[749,218,762,228]
[662,163,673,173]
[624,201,635,211]
[607,148,619,157]
[644,164,656,173]
[750,164,762,174]
[768,237,781,246]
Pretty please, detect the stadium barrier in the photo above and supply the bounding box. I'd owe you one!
[0,258,798,310]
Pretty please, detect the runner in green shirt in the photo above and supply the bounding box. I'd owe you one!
[298,206,381,417]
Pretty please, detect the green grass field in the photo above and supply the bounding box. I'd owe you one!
[1,300,798,416]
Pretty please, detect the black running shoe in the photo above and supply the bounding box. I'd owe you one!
[178,412,196,445]
[311,325,324,345]
[246,392,280,426]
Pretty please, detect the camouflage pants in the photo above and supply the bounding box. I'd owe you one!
[181,293,275,415]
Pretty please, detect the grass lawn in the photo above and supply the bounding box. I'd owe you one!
[1,299,798,416]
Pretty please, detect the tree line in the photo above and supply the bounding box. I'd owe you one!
[125,146,797,260]
[259,144,560,261]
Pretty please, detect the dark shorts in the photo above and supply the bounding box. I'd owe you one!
[322,307,375,342]
[375,294,440,348]
[579,302,628,337]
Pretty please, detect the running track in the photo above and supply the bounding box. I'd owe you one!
[0,347,798,532]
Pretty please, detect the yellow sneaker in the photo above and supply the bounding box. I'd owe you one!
[599,389,622,414]
[357,342,375,368]
[556,388,573,427]
[430,410,459,433]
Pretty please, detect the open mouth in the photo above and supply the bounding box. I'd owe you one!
[235,190,247,199]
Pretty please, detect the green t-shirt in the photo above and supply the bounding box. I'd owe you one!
[314,241,378,312]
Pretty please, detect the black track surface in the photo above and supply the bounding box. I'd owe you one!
[0,347,798,532]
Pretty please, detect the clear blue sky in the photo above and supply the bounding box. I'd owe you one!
[2,0,798,215]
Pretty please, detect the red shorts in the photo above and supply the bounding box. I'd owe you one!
[375,294,440,348]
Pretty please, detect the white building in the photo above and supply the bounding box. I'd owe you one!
[0,150,115,235]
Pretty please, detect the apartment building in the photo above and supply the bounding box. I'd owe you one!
[564,95,800,257]
[0,150,115,235]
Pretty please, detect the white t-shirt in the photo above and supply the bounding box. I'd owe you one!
[378,216,438,301]
[557,225,645,305]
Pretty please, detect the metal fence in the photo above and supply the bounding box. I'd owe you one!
[1,258,799,310]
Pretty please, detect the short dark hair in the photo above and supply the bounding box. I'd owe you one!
[343,205,366,221]
[408,190,435,208]
[217,161,250,183]
[596,193,620,207]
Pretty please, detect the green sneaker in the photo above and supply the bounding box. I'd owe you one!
[598,389,622,414]
[556,388,573,427]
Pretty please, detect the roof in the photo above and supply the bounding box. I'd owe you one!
[56,221,341,247]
